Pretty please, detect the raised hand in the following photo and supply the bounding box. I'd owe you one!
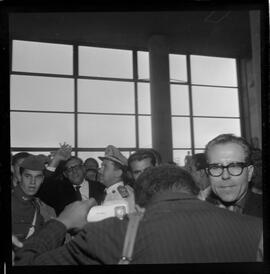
[48,142,72,168]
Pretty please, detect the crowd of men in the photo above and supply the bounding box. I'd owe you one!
[11,133,263,265]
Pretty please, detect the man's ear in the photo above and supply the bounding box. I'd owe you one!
[247,165,254,182]
[199,169,205,177]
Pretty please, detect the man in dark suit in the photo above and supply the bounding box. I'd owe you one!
[84,157,105,204]
[15,165,262,265]
[204,134,262,217]
[37,146,105,216]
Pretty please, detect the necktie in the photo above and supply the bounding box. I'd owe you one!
[74,185,82,201]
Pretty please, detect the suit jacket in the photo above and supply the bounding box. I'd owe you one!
[15,191,262,265]
[206,189,262,218]
[37,172,105,216]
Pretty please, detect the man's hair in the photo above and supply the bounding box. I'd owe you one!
[84,157,99,169]
[12,152,31,166]
[134,165,199,207]
[19,167,44,176]
[205,134,252,164]
[189,153,207,171]
[64,156,84,170]
[128,149,161,169]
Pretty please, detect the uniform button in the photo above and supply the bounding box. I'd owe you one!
[112,190,116,194]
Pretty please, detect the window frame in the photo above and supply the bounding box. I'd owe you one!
[10,39,152,156]
[170,54,242,163]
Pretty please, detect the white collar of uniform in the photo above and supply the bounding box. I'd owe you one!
[73,179,87,190]
[105,181,124,194]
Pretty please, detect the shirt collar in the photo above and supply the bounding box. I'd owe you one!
[213,190,249,210]
[105,181,124,194]
[72,179,87,189]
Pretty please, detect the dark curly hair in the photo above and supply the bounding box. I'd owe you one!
[134,164,199,207]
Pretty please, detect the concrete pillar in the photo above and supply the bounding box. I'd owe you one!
[248,10,261,148]
[148,35,173,162]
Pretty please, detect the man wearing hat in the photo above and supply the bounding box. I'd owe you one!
[185,153,211,201]
[98,145,136,213]
[12,155,48,242]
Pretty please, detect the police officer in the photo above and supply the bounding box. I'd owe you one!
[98,145,136,213]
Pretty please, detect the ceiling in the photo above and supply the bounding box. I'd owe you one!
[9,10,252,58]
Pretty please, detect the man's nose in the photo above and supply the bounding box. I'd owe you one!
[30,177,36,185]
[221,167,231,180]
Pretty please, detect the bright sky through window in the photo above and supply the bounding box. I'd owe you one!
[11,41,240,166]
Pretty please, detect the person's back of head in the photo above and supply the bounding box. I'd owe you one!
[186,153,210,191]
[134,164,199,207]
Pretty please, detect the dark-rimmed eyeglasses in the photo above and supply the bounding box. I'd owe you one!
[65,164,83,173]
[206,162,249,177]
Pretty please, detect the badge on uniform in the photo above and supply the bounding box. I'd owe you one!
[117,186,129,198]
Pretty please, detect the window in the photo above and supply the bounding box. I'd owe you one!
[11,40,241,166]
[10,40,152,161]
[170,54,241,166]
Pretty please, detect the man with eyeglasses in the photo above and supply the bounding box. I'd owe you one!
[205,134,262,217]
[37,145,103,216]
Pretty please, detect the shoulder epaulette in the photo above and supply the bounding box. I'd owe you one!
[117,185,129,198]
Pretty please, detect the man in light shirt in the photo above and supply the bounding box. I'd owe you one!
[98,145,136,213]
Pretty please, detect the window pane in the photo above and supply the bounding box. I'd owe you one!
[78,79,134,113]
[79,46,133,78]
[193,118,241,148]
[138,83,151,114]
[170,84,190,115]
[191,55,237,86]
[78,114,135,148]
[173,149,191,167]
[11,151,75,157]
[192,86,240,117]
[169,54,187,82]
[12,40,73,75]
[10,75,74,111]
[78,151,131,164]
[172,117,191,148]
[195,149,205,154]
[10,112,74,147]
[139,116,152,148]
[137,51,149,80]
[77,151,103,165]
